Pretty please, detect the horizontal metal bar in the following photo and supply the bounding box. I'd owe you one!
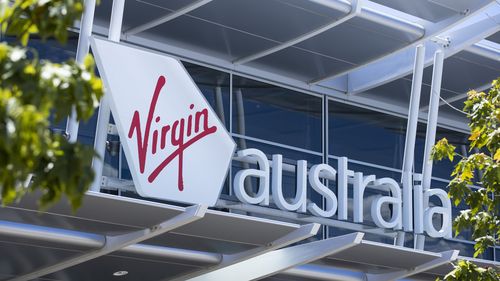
[310,0,424,36]
[9,205,207,281]
[0,220,221,265]
[0,219,494,279]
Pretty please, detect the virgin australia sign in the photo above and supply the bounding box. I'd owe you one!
[91,37,235,206]
[91,38,452,239]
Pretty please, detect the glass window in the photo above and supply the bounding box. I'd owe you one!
[232,76,322,152]
[328,101,406,169]
[415,125,468,180]
[20,35,79,132]
[182,62,230,128]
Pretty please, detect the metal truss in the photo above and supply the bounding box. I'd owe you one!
[366,250,459,281]
[181,232,364,281]
[233,0,362,65]
[123,0,213,37]
[314,2,499,93]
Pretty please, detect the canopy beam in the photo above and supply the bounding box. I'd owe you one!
[8,205,207,281]
[313,2,498,93]
[366,250,459,281]
[233,0,362,65]
[183,232,364,281]
[169,223,321,280]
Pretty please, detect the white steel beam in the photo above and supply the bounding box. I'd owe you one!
[0,219,222,264]
[169,223,321,281]
[422,50,445,192]
[65,0,97,142]
[233,0,362,65]
[90,0,125,192]
[123,0,213,37]
[310,0,425,36]
[184,232,364,281]
[314,2,498,93]
[399,45,425,238]
[283,264,365,281]
[466,39,500,61]
[8,205,207,281]
[365,250,459,281]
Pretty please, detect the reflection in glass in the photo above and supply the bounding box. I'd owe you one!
[232,76,322,152]
[329,101,406,169]
[183,62,230,127]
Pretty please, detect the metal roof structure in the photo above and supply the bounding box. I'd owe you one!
[1,192,498,281]
[87,0,500,132]
[1,0,500,280]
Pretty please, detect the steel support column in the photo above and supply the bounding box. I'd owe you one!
[65,0,97,142]
[233,0,361,65]
[8,205,207,281]
[396,44,426,246]
[415,49,445,249]
[90,0,125,192]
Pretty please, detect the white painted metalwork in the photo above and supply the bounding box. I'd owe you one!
[184,232,364,281]
[310,0,425,36]
[466,39,500,60]
[8,205,207,281]
[1,218,485,280]
[283,264,365,281]
[124,0,213,37]
[399,44,426,239]
[422,50,445,192]
[315,1,498,92]
[65,0,97,142]
[170,223,320,280]
[415,49,445,249]
[233,0,362,65]
[90,0,125,192]
[365,250,459,281]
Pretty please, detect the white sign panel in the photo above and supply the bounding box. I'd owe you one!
[91,38,235,206]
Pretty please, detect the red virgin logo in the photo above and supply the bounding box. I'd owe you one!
[128,75,217,191]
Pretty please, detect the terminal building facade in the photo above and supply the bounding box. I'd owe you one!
[0,0,499,280]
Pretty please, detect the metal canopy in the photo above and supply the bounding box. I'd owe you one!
[0,193,497,281]
[0,191,302,251]
[87,0,500,132]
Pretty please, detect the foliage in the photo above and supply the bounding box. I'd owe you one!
[0,0,103,210]
[432,78,500,280]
